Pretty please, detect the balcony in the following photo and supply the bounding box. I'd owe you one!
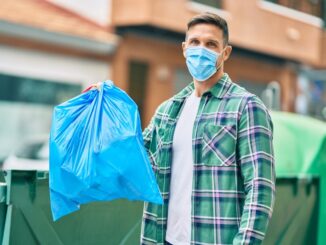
[111,0,326,66]
[112,0,226,34]
[264,0,325,22]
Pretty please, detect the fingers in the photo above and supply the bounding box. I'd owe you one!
[82,82,102,93]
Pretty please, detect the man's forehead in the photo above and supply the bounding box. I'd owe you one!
[186,24,223,40]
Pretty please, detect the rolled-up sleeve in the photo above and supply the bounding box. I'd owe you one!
[233,96,276,245]
[142,117,155,151]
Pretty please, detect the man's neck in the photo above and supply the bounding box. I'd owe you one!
[193,69,224,97]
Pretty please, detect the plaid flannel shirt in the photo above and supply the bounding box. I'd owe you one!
[141,73,275,245]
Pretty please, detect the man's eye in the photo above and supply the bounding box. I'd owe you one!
[190,40,199,45]
[207,42,217,47]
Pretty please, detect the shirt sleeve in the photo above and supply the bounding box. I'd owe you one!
[233,96,276,245]
[142,100,167,151]
[142,117,155,151]
[142,114,160,174]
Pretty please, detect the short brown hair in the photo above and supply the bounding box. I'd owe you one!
[187,12,229,46]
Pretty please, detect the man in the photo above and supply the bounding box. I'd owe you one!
[141,12,275,245]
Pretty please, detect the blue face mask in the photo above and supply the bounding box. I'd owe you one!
[185,46,223,82]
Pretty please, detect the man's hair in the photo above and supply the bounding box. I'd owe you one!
[187,12,229,46]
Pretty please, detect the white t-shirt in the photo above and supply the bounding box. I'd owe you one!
[166,91,201,245]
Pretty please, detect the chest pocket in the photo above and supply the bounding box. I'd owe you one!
[202,123,237,166]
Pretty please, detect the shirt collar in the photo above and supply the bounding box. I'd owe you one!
[173,73,232,101]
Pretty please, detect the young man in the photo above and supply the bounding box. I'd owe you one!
[141,13,275,245]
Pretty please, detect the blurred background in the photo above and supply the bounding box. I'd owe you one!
[0,0,326,244]
[0,0,325,162]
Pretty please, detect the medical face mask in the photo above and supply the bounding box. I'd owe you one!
[185,46,223,82]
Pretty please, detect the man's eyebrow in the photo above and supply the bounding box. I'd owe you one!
[185,36,222,46]
[207,39,220,44]
[187,36,199,40]
[208,39,223,47]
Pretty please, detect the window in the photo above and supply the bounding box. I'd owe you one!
[0,73,81,105]
[295,74,326,121]
[191,0,222,9]
[0,73,82,161]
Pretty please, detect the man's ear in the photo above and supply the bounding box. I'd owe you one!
[223,45,232,62]
[182,42,186,58]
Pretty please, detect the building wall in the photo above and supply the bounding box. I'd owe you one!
[0,45,111,86]
[226,0,323,66]
[112,34,186,126]
[112,0,326,67]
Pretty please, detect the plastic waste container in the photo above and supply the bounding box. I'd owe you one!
[0,171,7,243]
[264,112,326,245]
[1,111,325,245]
[0,170,143,245]
[264,177,319,245]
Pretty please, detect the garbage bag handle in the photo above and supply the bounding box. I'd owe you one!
[82,83,102,93]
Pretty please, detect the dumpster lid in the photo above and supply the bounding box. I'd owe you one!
[1,137,48,171]
[271,111,326,176]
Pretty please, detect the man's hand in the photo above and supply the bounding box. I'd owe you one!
[82,82,102,93]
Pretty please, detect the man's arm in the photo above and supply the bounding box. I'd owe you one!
[233,96,276,245]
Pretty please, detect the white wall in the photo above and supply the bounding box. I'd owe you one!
[0,45,111,87]
[0,45,112,160]
[48,0,111,26]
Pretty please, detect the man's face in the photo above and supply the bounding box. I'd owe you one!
[182,23,232,62]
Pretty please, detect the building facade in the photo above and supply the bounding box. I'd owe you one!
[111,0,326,124]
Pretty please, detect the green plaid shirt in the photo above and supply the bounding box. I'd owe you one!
[141,73,275,245]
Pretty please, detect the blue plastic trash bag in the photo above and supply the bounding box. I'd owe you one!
[49,80,162,221]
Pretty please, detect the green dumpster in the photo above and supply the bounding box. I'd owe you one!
[0,171,7,243]
[264,112,326,245]
[1,111,325,245]
[0,170,143,245]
